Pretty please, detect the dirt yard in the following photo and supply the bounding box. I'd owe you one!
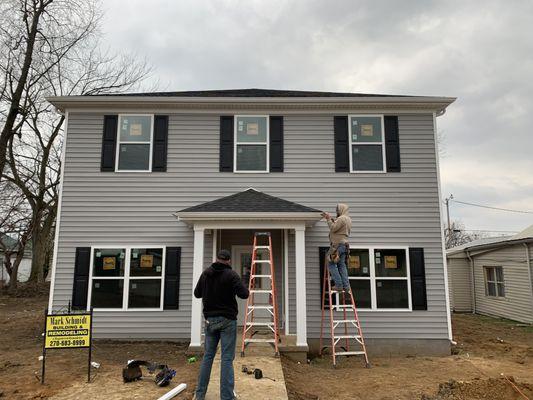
[1,292,532,399]
[282,314,533,400]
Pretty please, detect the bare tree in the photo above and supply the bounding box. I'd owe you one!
[0,181,32,290]
[445,220,487,249]
[1,0,152,283]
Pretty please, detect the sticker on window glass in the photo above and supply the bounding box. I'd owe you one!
[377,281,382,288]
[361,124,374,137]
[375,256,381,265]
[132,252,138,259]
[96,251,101,257]
[246,122,259,135]
[120,252,125,259]
[238,120,244,131]
[353,134,358,141]
[385,255,398,269]
[352,120,358,126]
[140,254,153,268]
[103,257,116,270]
[362,267,368,274]
[129,123,143,136]
[349,255,360,269]
[95,282,100,289]
[156,266,162,273]
[132,283,137,289]
[238,147,243,153]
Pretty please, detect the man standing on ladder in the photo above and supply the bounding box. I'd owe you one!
[193,249,249,400]
[322,203,352,293]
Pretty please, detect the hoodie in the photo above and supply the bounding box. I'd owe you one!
[327,203,352,245]
[194,261,249,320]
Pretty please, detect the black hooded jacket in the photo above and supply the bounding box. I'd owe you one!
[194,262,249,320]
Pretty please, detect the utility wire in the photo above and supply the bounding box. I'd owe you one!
[450,199,533,214]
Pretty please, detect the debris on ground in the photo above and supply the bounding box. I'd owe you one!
[421,378,533,399]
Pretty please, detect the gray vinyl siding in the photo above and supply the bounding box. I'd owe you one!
[472,244,533,324]
[447,257,472,312]
[52,111,449,340]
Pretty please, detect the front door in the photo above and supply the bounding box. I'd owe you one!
[232,245,268,326]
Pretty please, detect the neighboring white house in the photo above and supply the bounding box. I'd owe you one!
[0,235,32,284]
[447,224,533,324]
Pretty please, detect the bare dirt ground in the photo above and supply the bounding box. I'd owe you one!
[1,291,532,400]
[0,294,199,399]
[282,314,533,400]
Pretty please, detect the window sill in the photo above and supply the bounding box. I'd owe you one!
[90,308,165,312]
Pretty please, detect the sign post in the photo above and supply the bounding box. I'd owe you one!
[41,308,93,384]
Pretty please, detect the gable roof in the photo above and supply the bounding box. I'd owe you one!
[92,88,417,98]
[176,188,321,214]
[447,223,533,255]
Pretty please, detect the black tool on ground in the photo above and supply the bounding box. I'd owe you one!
[122,360,176,386]
[241,365,276,381]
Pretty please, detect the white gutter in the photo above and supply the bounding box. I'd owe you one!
[524,243,533,319]
[466,250,476,314]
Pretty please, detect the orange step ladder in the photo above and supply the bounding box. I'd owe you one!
[319,254,370,367]
[241,232,280,357]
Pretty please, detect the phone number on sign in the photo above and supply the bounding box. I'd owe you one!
[48,339,87,347]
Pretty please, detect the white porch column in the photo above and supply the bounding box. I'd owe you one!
[294,225,308,347]
[190,226,205,348]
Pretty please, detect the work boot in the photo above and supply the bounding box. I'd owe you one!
[331,286,343,292]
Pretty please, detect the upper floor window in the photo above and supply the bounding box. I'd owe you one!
[484,266,505,297]
[116,115,154,172]
[349,115,386,173]
[234,115,269,172]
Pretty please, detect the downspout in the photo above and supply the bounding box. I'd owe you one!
[466,250,476,314]
[524,243,533,322]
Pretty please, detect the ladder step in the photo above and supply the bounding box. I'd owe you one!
[246,322,274,326]
[334,335,361,339]
[250,290,272,294]
[244,338,275,343]
[333,320,358,324]
[334,305,354,310]
[251,275,272,278]
[253,260,271,264]
[336,351,366,356]
[248,305,273,309]
[254,246,270,249]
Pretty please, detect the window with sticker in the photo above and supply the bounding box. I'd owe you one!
[89,246,165,310]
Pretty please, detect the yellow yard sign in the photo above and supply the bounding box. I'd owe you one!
[45,313,91,349]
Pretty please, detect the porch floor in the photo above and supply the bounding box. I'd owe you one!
[204,330,291,400]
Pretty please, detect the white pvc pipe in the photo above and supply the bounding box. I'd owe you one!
[157,383,187,400]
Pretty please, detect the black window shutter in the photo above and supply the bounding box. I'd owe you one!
[384,115,401,172]
[164,247,181,309]
[269,116,284,172]
[334,116,349,172]
[152,115,169,172]
[219,116,234,172]
[72,247,91,310]
[409,247,427,310]
[319,246,337,308]
[101,115,118,172]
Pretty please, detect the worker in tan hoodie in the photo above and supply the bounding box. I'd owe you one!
[322,203,352,292]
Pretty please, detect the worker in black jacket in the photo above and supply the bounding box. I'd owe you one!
[193,249,249,400]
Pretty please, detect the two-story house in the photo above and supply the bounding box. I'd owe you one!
[46,89,455,356]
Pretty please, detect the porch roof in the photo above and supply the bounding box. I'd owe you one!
[174,188,322,225]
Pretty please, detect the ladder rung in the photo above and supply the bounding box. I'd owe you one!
[244,338,275,343]
[253,260,271,264]
[250,290,272,294]
[254,246,270,249]
[246,322,274,326]
[334,335,361,339]
[248,305,273,309]
[251,275,272,278]
[334,305,354,309]
[335,351,366,356]
[333,320,358,324]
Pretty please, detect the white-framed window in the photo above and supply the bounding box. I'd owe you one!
[348,115,386,173]
[234,115,269,173]
[87,246,165,311]
[484,266,505,297]
[338,246,411,311]
[115,114,154,172]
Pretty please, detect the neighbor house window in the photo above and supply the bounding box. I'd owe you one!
[89,246,165,310]
[484,266,505,297]
[343,247,410,310]
[116,115,154,171]
[349,115,385,172]
[234,115,269,172]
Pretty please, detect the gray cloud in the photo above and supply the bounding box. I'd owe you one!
[101,0,533,232]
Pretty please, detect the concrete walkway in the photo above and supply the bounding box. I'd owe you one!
[204,343,288,400]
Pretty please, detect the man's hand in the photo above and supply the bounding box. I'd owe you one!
[321,212,331,221]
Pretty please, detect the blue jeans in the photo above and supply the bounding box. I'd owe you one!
[195,316,237,400]
[328,243,350,290]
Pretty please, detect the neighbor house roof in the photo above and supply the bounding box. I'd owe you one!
[177,188,321,214]
[447,224,533,256]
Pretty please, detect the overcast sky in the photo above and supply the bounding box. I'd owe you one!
[101,0,533,235]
